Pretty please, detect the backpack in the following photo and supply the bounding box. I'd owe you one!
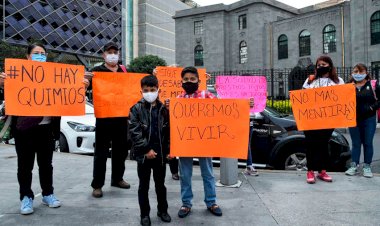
[119,65,127,73]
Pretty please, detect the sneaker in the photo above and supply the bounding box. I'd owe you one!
[42,194,61,208]
[157,212,171,223]
[111,180,131,189]
[92,188,103,198]
[140,216,151,226]
[363,164,373,178]
[172,173,180,180]
[345,162,358,176]
[317,170,333,182]
[306,171,316,184]
[20,196,34,215]
[243,165,259,176]
[178,206,191,218]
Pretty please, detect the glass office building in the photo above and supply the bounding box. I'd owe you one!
[1,0,122,65]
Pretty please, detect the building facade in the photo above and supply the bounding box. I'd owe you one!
[1,0,189,67]
[174,0,380,71]
[1,0,122,67]
[136,0,189,65]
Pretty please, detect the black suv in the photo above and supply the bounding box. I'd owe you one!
[249,107,350,172]
[207,85,351,172]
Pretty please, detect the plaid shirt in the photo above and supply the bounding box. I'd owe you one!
[177,90,216,99]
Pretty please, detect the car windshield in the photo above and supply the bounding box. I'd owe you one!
[264,107,288,118]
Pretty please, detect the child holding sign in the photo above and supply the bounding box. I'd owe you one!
[129,75,171,226]
[175,66,223,218]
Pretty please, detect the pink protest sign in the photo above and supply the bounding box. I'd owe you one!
[216,76,267,113]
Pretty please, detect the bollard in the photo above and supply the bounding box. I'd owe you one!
[220,158,238,186]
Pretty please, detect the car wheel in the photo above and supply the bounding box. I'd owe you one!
[284,152,307,171]
[58,134,69,153]
[274,146,308,171]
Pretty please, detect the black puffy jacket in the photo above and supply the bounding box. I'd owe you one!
[128,99,169,164]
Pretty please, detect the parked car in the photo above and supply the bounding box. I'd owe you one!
[206,85,351,172]
[56,102,95,154]
[248,108,350,172]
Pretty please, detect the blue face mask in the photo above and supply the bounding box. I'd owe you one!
[352,73,367,82]
[31,54,47,62]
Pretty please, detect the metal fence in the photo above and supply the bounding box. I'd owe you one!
[207,67,380,114]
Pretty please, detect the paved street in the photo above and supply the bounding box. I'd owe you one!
[1,144,380,226]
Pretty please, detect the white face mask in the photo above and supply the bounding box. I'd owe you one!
[105,54,119,64]
[142,91,159,103]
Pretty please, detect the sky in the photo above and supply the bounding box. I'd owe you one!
[194,0,329,9]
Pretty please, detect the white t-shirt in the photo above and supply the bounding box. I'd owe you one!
[302,77,345,89]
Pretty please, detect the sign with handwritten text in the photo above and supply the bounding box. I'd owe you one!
[92,72,147,118]
[4,58,85,116]
[156,67,207,100]
[169,98,250,159]
[216,76,267,113]
[289,84,356,131]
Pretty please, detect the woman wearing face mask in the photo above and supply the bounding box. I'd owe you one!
[0,43,89,215]
[302,56,345,184]
[345,64,380,178]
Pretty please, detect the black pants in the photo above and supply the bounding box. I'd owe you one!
[169,158,178,175]
[91,117,129,189]
[138,158,168,217]
[14,124,55,200]
[304,129,334,172]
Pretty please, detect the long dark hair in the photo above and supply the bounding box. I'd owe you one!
[27,43,46,55]
[348,63,372,83]
[315,55,339,83]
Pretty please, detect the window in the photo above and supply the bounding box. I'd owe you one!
[371,11,380,45]
[299,30,311,57]
[238,14,247,30]
[239,41,248,64]
[194,21,203,35]
[323,24,336,53]
[194,45,204,66]
[278,34,288,60]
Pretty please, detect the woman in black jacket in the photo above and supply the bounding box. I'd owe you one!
[0,43,89,215]
[345,63,380,178]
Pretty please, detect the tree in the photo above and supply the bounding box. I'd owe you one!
[0,41,26,71]
[128,55,167,74]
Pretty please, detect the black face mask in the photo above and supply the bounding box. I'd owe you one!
[316,66,331,77]
[182,82,199,94]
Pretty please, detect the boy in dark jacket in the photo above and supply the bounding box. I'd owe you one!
[129,75,171,226]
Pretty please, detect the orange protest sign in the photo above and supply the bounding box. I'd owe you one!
[289,84,356,131]
[156,67,207,100]
[4,58,85,116]
[169,98,250,159]
[92,72,147,118]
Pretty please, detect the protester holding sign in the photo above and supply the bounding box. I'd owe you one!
[0,43,89,215]
[152,66,179,181]
[88,42,131,198]
[174,66,223,218]
[345,64,380,178]
[129,75,171,226]
[302,56,344,184]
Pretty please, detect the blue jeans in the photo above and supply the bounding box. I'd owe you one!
[247,127,253,167]
[179,157,216,208]
[349,116,377,165]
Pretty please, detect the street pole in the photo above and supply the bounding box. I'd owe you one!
[219,158,238,186]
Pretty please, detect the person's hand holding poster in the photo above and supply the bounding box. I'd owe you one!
[169,98,250,159]
[289,84,356,131]
[4,58,85,116]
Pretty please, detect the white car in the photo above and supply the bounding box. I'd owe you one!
[57,102,96,154]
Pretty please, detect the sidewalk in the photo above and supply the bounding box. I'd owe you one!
[1,144,380,226]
